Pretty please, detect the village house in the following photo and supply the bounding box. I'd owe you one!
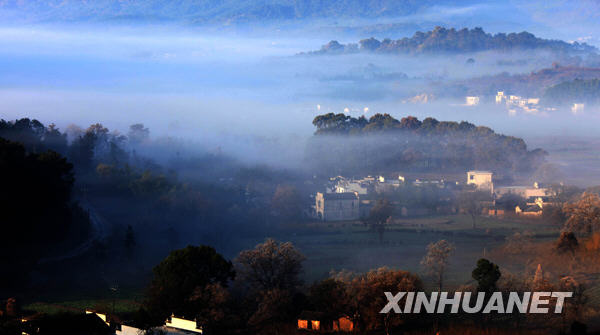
[467,170,494,193]
[572,103,585,114]
[514,195,560,218]
[315,192,360,221]
[82,309,203,335]
[465,96,480,106]
[487,208,505,217]
[333,178,369,195]
[297,311,354,332]
[165,315,203,334]
[526,196,558,208]
[515,204,543,217]
[496,91,540,114]
[413,178,446,188]
[374,175,405,193]
[495,182,549,199]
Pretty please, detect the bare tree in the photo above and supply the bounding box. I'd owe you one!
[563,192,600,233]
[235,238,305,292]
[421,239,454,291]
[457,190,490,229]
[504,231,534,254]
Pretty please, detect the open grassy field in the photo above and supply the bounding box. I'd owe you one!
[23,214,562,315]
[269,214,560,288]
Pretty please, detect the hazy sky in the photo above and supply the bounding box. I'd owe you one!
[1,1,600,145]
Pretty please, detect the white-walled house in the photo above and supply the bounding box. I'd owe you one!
[467,171,493,193]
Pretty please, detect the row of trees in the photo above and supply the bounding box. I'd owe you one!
[0,118,151,173]
[311,27,597,55]
[135,238,587,335]
[308,113,547,176]
[544,78,600,105]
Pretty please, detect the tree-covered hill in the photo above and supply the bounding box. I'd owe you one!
[306,113,547,176]
[544,79,600,105]
[453,64,600,97]
[306,27,597,55]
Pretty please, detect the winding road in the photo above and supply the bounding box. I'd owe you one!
[38,199,109,264]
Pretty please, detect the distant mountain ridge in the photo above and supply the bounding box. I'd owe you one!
[458,64,600,97]
[0,0,477,24]
[305,27,597,55]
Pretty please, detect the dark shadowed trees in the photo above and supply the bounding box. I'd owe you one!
[146,245,235,321]
[472,258,501,293]
[368,198,394,243]
[235,239,305,332]
[555,232,579,257]
[271,185,303,222]
[0,138,86,294]
[308,278,348,327]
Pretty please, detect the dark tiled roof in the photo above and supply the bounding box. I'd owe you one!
[323,192,358,200]
[523,205,542,212]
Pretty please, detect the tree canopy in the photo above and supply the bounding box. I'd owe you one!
[147,245,235,320]
[308,113,546,176]
[0,137,86,293]
[310,27,596,55]
[544,78,600,104]
[472,258,501,293]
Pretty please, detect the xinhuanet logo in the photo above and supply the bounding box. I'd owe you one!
[380,292,573,314]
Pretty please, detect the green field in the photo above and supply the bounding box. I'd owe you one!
[24,214,561,315]
[250,214,560,288]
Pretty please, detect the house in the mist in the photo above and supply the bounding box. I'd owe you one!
[515,204,543,217]
[496,91,541,114]
[374,175,405,193]
[496,91,506,104]
[465,96,480,106]
[413,178,446,188]
[571,103,585,114]
[467,170,494,193]
[526,196,560,208]
[495,183,549,199]
[315,192,360,221]
[333,178,369,195]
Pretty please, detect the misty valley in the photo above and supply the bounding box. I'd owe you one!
[3,1,600,335]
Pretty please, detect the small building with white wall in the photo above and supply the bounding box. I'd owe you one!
[571,103,585,114]
[467,171,493,193]
[465,96,480,106]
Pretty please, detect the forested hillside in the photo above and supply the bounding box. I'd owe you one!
[544,78,600,104]
[306,113,547,176]
[306,27,597,55]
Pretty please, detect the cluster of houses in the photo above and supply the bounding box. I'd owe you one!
[313,174,458,221]
[297,312,354,332]
[463,91,585,116]
[313,170,556,222]
[20,309,203,335]
[20,307,354,334]
[495,91,585,115]
[467,170,556,217]
[495,91,542,115]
